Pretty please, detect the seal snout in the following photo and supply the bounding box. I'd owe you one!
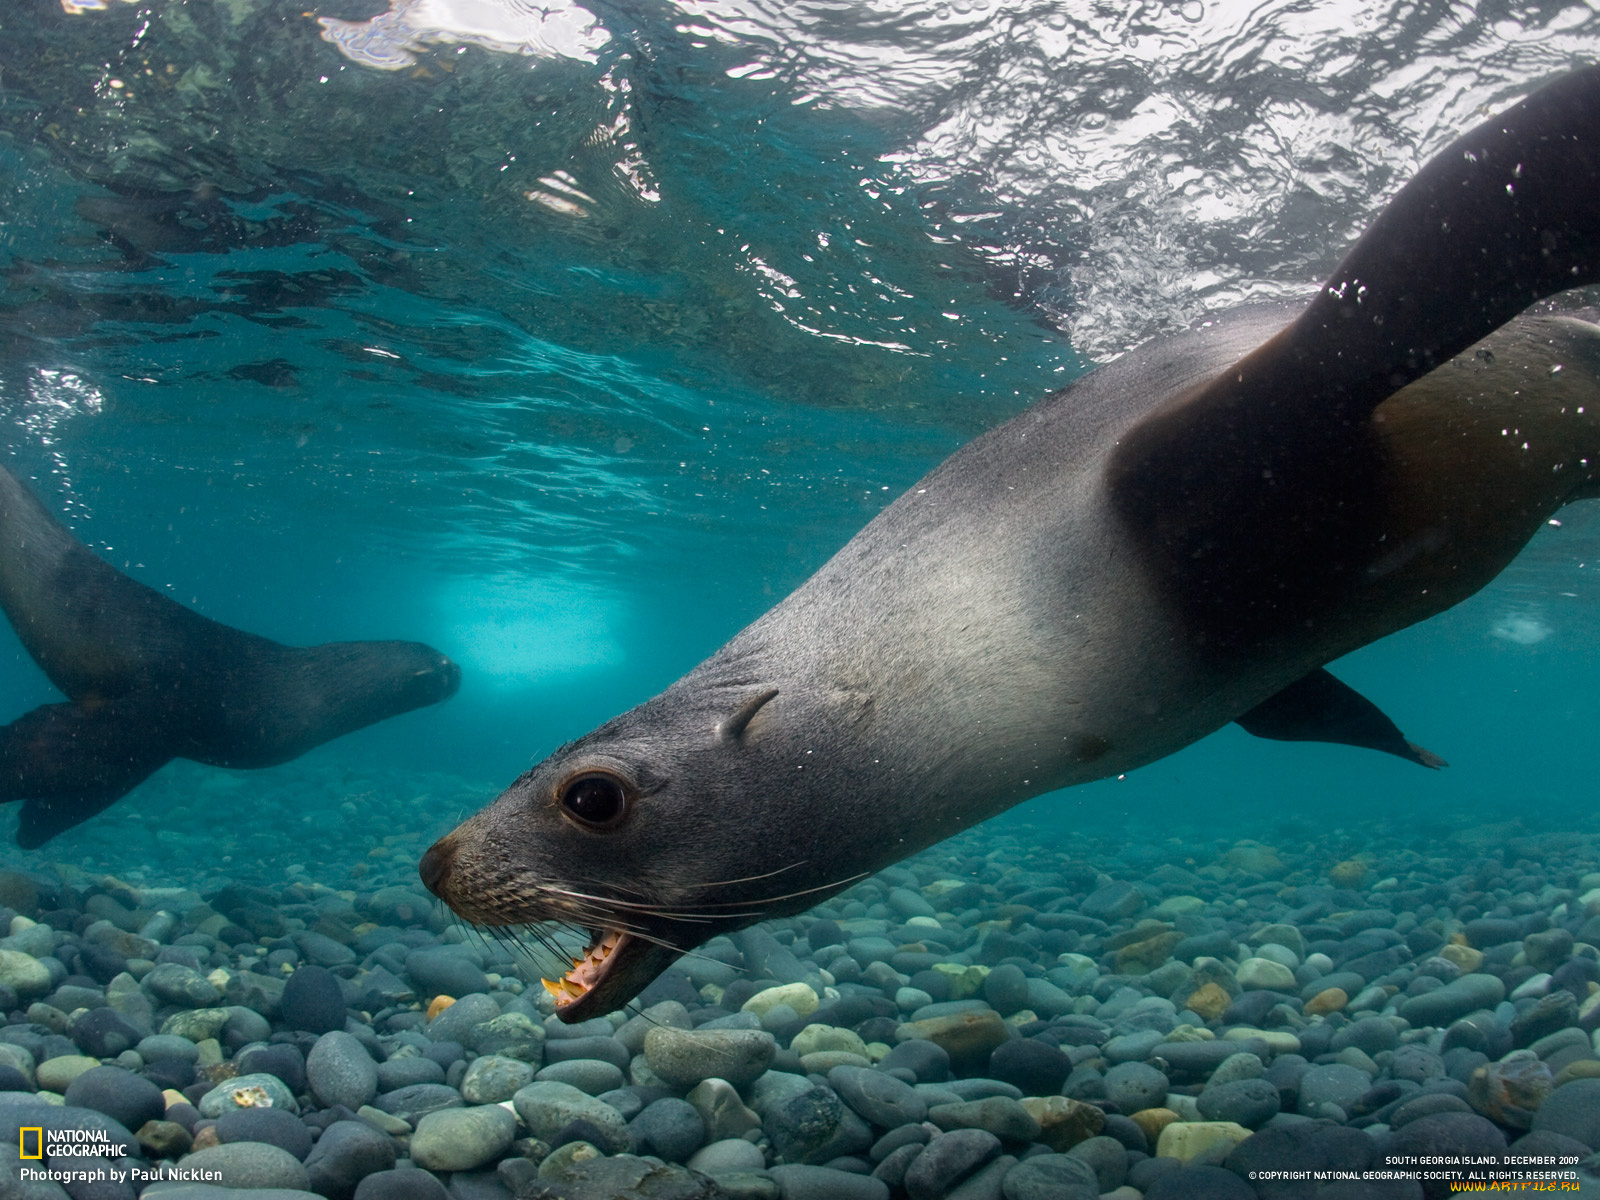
[418,836,457,898]
[430,655,463,698]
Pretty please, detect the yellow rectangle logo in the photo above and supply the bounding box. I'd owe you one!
[18,1127,41,1159]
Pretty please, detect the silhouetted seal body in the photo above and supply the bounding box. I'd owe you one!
[423,66,1600,1020]
[0,466,459,847]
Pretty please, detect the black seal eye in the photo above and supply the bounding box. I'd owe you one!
[558,772,630,829]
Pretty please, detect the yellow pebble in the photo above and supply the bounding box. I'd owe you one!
[1303,987,1348,1016]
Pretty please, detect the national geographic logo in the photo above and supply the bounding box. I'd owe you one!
[17,1126,220,1186]
[18,1126,114,1158]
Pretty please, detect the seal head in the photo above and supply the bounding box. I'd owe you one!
[420,685,820,1022]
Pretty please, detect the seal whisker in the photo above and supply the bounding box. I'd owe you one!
[544,873,867,917]
[658,872,875,914]
[496,924,584,980]
[540,886,726,924]
[682,861,808,889]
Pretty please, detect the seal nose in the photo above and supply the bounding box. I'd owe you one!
[418,837,456,898]
[438,656,462,697]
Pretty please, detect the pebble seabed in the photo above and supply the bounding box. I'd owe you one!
[1,762,1599,1198]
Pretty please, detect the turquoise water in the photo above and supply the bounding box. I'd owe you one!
[1,0,1599,865]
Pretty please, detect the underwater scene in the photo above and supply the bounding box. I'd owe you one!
[3,0,1600,1197]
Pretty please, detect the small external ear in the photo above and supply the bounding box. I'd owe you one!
[719,688,779,744]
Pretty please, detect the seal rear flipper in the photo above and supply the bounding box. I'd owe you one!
[1110,65,1600,641]
[0,702,172,848]
[1236,669,1445,769]
[0,463,267,700]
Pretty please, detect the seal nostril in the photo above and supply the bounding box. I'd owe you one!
[418,839,455,896]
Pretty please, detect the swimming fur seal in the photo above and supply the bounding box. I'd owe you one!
[0,464,460,847]
[422,65,1600,1021]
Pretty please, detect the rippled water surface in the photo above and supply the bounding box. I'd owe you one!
[1,0,1599,861]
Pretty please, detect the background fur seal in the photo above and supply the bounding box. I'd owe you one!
[0,463,460,847]
[422,66,1600,1021]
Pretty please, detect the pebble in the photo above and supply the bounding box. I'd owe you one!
[460,1054,535,1104]
[214,1107,314,1160]
[769,1163,889,1200]
[536,1056,624,1095]
[688,1137,767,1174]
[179,1141,312,1190]
[63,1065,165,1132]
[986,1039,1069,1095]
[543,1031,629,1070]
[1235,956,1297,991]
[1104,1061,1169,1112]
[1530,1077,1600,1147]
[1399,973,1507,1027]
[763,1084,873,1164]
[688,1076,763,1140]
[630,1096,706,1163]
[0,950,51,1000]
[512,1079,632,1153]
[72,1007,144,1058]
[903,1127,1000,1199]
[1066,1134,1124,1191]
[306,1030,379,1110]
[1197,1077,1280,1127]
[927,1096,1041,1142]
[743,981,819,1019]
[372,1053,442,1090]
[197,1072,299,1117]
[895,1010,1010,1073]
[405,946,490,996]
[1156,1119,1252,1163]
[1297,1063,1373,1118]
[304,1119,398,1197]
[1144,1164,1257,1199]
[643,1025,776,1087]
[144,961,224,1007]
[409,1104,516,1171]
[279,965,347,1035]
[1001,1152,1100,1200]
[829,1064,927,1128]
[36,1053,104,1093]
[354,1169,452,1200]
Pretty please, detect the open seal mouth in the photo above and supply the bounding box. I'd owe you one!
[530,924,686,1022]
[541,927,625,1008]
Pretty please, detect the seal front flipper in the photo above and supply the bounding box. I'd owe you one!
[0,702,173,848]
[1110,65,1600,642]
[1235,669,1445,769]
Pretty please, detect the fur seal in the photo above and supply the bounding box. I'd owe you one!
[422,66,1600,1021]
[0,464,460,847]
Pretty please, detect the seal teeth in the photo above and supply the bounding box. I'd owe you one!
[541,976,590,1004]
[541,929,626,1008]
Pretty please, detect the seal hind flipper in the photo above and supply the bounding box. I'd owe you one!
[1110,65,1600,642]
[1235,669,1445,769]
[0,463,234,701]
[0,702,172,847]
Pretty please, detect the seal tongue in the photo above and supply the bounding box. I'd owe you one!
[542,928,625,1007]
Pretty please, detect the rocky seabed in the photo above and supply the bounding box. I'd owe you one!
[0,767,1596,1198]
